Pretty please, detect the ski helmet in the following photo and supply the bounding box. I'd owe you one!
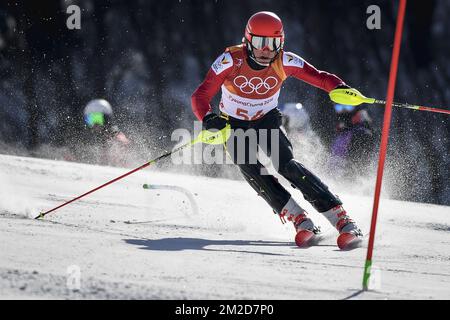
[83,99,113,128]
[244,11,285,65]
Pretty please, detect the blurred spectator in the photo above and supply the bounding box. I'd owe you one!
[280,103,311,135]
[328,104,376,178]
[64,99,131,166]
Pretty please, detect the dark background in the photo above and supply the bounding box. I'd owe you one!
[0,0,448,205]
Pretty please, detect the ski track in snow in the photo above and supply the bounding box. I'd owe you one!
[0,154,449,299]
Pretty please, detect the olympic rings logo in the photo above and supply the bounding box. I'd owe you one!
[233,75,278,95]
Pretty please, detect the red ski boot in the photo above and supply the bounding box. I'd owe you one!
[279,197,321,248]
[323,205,363,250]
[294,216,321,248]
[280,211,320,247]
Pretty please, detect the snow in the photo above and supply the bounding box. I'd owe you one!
[0,154,449,299]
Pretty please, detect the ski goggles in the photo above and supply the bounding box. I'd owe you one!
[250,35,282,51]
[84,112,105,127]
[334,104,355,113]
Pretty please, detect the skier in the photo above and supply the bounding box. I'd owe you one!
[191,11,363,249]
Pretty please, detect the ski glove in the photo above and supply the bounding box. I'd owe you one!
[202,113,227,131]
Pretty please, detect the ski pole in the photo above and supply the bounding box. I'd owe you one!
[329,88,450,115]
[34,125,231,220]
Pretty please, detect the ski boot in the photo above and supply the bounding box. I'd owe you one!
[322,205,363,250]
[279,197,321,247]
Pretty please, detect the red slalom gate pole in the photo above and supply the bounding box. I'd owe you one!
[362,0,407,290]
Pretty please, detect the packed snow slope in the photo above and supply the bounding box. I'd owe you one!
[0,154,449,299]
